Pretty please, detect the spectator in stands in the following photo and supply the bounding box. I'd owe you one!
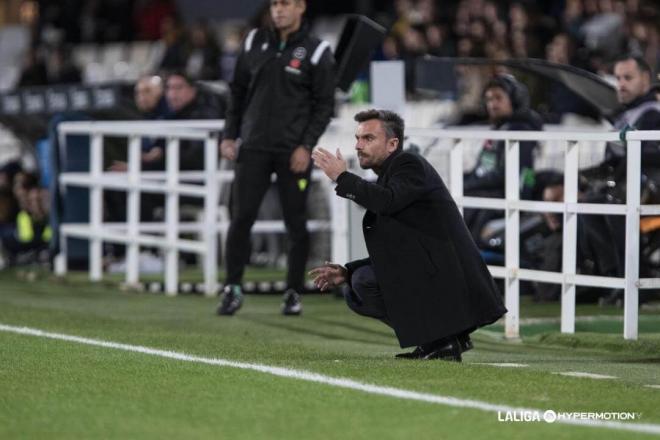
[0,173,50,266]
[218,0,335,316]
[463,74,543,246]
[134,74,171,119]
[134,0,178,40]
[0,164,18,267]
[105,75,169,239]
[46,45,82,85]
[542,54,660,301]
[17,48,49,87]
[604,55,660,161]
[400,25,427,93]
[109,75,171,173]
[579,0,626,60]
[543,33,601,122]
[165,71,221,170]
[185,21,221,81]
[158,15,188,72]
[425,24,455,57]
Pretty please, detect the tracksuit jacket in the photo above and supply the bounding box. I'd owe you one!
[224,23,335,153]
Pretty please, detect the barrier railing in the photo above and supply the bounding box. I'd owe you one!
[56,121,222,296]
[397,128,660,340]
[56,119,660,340]
[56,120,332,297]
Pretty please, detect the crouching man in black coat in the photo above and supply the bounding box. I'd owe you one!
[311,109,506,361]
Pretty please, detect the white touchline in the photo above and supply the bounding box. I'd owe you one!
[2,323,659,435]
[555,372,618,380]
[473,363,529,368]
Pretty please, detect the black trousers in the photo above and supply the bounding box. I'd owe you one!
[343,265,392,328]
[225,150,311,291]
[343,265,474,347]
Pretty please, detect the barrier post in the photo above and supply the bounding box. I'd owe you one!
[126,135,141,286]
[203,133,219,297]
[561,141,578,334]
[449,140,463,209]
[504,139,520,339]
[89,132,103,281]
[624,138,641,340]
[165,137,180,296]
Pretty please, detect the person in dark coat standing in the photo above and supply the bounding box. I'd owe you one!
[310,109,506,361]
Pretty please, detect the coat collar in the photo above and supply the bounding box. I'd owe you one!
[375,148,402,177]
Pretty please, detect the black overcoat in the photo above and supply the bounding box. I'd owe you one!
[336,150,506,348]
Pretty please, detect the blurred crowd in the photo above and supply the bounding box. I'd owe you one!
[2,0,660,283]
[0,161,50,268]
[379,0,658,72]
[17,0,239,87]
[14,1,660,100]
[374,0,658,119]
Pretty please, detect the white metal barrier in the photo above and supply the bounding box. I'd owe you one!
[55,120,331,297]
[55,119,660,340]
[394,127,660,341]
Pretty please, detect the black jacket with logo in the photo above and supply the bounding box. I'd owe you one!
[224,24,335,153]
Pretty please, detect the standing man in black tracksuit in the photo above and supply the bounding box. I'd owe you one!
[217,0,335,316]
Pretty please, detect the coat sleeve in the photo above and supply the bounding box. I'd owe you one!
[345,257,371,288]
[334,154,427,215]
[300,44,335,148]
[223,31,254,140]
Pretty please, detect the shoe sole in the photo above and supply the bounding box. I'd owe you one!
[424,353,462,362]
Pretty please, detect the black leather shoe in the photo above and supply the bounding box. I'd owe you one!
[395,334,473,360]
[422,337,462,362]
[395,347,426,359]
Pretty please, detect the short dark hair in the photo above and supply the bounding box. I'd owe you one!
[165,70,196,87]
[354,109,405,148]
[615,54,653,77]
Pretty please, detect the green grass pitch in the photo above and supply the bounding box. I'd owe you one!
[1,268,659,439]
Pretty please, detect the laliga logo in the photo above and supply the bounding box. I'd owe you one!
[498,409,640,423]
[496,410,556,423]
[543,410,557,423]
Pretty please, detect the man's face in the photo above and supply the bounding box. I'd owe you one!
[270,0,305,32]
[354,119,399,169]
[166,75,196,113]
[615,59,650,104]
[134,78,162,113]
[485,87,513,121]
